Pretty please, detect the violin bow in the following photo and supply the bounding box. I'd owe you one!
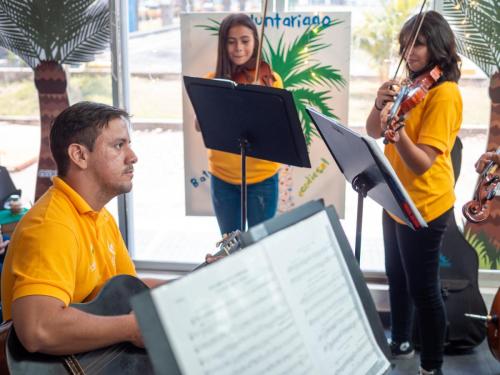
[253,0,270,83]
[392,0,429,82]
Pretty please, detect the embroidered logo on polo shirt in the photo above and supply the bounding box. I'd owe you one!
[89,244,96,272]
[108,243,116,265]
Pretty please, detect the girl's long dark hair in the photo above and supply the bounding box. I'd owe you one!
[215,14,259,80]
[399,10,461,82]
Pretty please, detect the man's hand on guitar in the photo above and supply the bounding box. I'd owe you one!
[194,231,242,271]
[128,312,145,348]
[205,253,225,264]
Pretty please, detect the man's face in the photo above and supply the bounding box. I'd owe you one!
[87,117,138,200]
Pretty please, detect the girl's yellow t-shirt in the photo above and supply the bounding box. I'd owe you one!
[385,81,463,223]
[204,71,283,185]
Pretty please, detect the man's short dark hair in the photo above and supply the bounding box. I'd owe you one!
[50,101,130,177]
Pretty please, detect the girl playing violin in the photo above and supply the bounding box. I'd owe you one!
[366,11,462,375]
[200,13,283,235]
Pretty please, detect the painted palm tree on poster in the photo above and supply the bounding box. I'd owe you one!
[183,12,350,215]
[196,19,346,146]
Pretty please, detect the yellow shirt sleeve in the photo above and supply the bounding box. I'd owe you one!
[11,221,78,306]
[417,82,462,153]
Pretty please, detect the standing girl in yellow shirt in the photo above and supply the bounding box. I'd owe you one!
[365,11,462,375]
[202,13,283,235]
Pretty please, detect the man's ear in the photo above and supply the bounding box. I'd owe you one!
[67,144,89,170]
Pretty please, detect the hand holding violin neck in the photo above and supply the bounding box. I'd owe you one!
[382,122,405,144]
[379,101,404,144]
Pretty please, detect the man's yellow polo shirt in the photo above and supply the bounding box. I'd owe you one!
[1,177,136,320]
[204,71,283,185]
[385,81,462,223]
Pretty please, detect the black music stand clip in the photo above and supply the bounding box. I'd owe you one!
[184,76,311,231]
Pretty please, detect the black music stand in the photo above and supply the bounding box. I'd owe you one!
[306,107,427,263]
[184,76,311,231]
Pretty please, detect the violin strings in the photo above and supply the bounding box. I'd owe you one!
[253,0,269,83]
[392,0,428,82]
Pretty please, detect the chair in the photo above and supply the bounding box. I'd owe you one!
[0,166,21,210]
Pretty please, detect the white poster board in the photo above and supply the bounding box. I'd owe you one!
[181,12,350,216]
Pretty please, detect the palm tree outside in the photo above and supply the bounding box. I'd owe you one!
[354,0,421,81]
[0,0,110,200]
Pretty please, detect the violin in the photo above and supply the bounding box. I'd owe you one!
[382,65,443,144]
[463,147,500,223]
[231,60,275,86]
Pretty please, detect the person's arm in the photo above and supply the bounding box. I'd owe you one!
[366,80,398,138]
[475,150,500,173]
[11,295,143,355]
[392,129,440,175]
[141,278,168,288]
[378,99,440,175]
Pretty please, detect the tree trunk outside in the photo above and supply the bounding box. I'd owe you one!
[464,71,500,270]
[33,61,70,201]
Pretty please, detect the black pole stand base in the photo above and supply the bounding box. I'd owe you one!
[351,174,375,264]
[240,138,248,232]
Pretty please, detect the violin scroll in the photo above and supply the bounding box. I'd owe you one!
[463,147,500,223]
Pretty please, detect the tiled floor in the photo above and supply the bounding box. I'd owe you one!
[389,338,500,375]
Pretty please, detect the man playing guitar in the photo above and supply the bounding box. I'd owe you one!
[1,102,165,356]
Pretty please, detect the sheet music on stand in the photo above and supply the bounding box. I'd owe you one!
[183,75,310,230]
[132,201,391,375]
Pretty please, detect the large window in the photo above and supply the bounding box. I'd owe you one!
[0,0,493,276]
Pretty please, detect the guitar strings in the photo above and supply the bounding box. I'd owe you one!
[83,343,127,373]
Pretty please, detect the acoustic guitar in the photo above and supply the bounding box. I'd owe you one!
[2,232,243,374]
[5,275,153,374]
[193,230,242,271]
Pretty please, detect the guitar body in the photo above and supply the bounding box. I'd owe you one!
[6,275,154,374]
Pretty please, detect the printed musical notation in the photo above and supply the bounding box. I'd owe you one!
[150,211,389,375]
